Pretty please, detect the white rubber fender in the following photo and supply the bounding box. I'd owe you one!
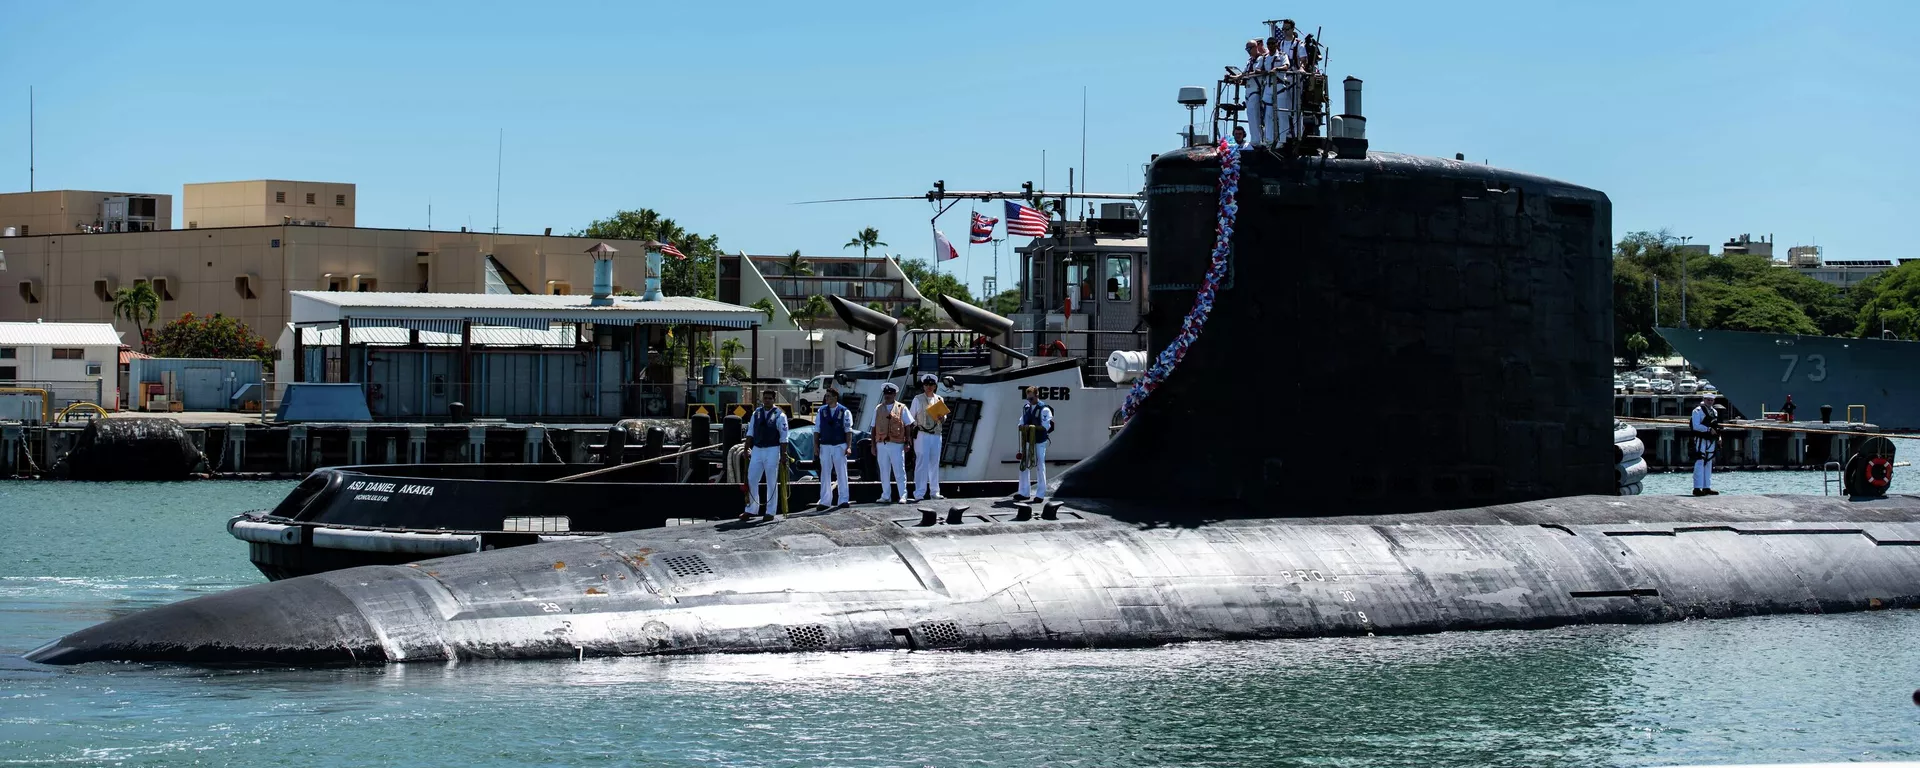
[1616,458,1648,488]
[227,518,301,546]
[1613,422,1638,444]
[310,527,481,555]
[1615,437,1645,464]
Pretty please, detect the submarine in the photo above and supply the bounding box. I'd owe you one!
[28,73,1920,666]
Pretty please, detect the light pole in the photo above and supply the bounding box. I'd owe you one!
[1678,235,1692,329]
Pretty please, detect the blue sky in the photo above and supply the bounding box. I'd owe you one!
[3,1,1916,295]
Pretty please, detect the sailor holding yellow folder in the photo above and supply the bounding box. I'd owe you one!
[908,374,948,501]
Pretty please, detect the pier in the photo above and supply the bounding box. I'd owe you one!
[0,416,687,479]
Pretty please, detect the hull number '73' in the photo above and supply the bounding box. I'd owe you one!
[1779,354,1828,383]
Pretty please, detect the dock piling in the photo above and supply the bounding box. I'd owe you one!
[408,427,426,464]
[288,426,308,471]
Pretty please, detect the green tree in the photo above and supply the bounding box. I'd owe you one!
[146,313,273,367]
[717,337,748,382]
[1702,286,1820,334]
[895,257,975,305]
[574,209,719,299]
[1624,332,1650,369]
[843,228,887,262]
[779,249,813,277]
[111,282,160,352]
[1854,260,1920,339]
[900,304,938,330]
[750,297,779,325]
[792,294,832,375]
[988,287,1022,316]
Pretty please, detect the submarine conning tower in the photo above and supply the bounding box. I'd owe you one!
[1060,145,1616,513]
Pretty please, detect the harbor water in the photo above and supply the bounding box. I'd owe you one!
[3,480,1917,767]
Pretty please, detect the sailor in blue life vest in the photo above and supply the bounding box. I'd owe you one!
[1015,385,1055,503]
[741,388,789,520]
[1690,393,1721,497]
[814,387,853,510]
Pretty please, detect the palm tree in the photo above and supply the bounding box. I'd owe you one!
[844,228,886,276]
[781,249,813,277]
[795,294,832,375]
[901,304,937,331]
[112,283,160,352]
[844,228,886,259]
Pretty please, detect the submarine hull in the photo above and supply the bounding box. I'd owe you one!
[29,495,1920,665]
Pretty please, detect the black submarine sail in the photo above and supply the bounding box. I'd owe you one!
[27,33,1920,666]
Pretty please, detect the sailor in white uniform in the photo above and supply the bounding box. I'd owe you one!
[742,388,789,520]
[1690,393,1721,497]
[909,374,947,502]
[813,388,853,509]
[1015,386,1054,503]
[1268,20,1302,143]
[871,382,911,504]
[1240,38,1268,146]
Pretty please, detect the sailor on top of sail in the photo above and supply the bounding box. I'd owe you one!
[1016,387,1055,503]
[814,388,853,510]
[742,389,790,520]
[1241,38,1269,146]
[1268,19,1302,143]
[1690,393,1720,497]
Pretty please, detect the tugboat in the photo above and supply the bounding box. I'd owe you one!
[33,24,1920,666]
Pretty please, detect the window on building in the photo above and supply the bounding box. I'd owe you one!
[0,347,14,358]
[355,278,378,292]
[326,276,348,292]
[336,194,346,206]
[780,348,824,378]
[0,366,15,381]
[1105,255,1132,301]
[305,192,316,205]
[52,348,84,360]
[275,191,286,203]
[85,362,103,376]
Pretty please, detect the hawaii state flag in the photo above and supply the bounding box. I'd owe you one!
[969,211,998,244]
[934,229,962,261]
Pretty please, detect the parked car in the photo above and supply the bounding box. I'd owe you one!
[1676,380,1698,394]
[1650,379,1675,394]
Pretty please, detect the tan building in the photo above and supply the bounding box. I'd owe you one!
[0,190,171,236]
[2,224,664,344]
[184,180,356,229]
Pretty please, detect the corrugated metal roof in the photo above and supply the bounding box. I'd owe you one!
[289,291,766,329]
[298,325,579,347]
[0,322,124,347]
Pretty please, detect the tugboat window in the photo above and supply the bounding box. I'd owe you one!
[1106,256,1132,301]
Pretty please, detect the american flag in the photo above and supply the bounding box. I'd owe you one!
[969,212,998,244]
[1005,201,1050,237]
[661,242,686,260]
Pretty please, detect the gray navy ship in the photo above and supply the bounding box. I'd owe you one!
[1659,327,1920,431]
[25,34,1920,666]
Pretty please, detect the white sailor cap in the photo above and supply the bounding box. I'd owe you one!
[1701,392,1717,402]
[881,382,899,393]
[920,374,938,386]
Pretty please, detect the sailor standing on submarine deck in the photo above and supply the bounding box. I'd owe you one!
[870,382,911,504]
[909,374,948,501]
[1691,393,1721,497]
[1268,20,1302,144]
[1015,386,1054,503]
[742,388,789,520]
[814,387,853,510]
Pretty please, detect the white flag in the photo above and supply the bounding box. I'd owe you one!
[934,229,961,262]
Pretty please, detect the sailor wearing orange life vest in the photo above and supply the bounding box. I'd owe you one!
[1015,386,1054,503]
[870,382,911,504]
[741,388,789,520]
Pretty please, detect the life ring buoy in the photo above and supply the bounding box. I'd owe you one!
[1042,340,1069,357]
[1866,456,1894,489]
